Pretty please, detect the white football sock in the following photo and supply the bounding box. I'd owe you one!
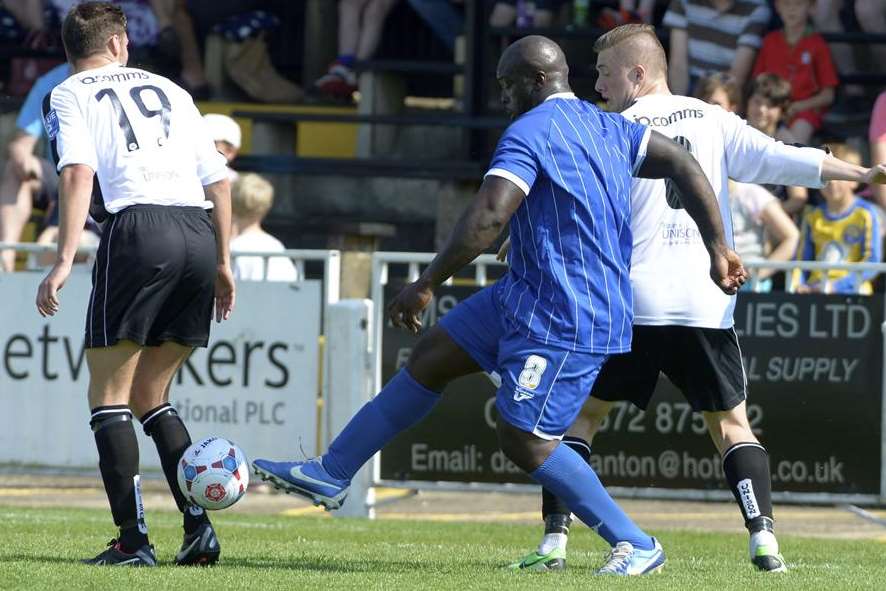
[538,533,568,555]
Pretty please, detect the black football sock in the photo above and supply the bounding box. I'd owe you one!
[722,442,775,533]
[541,436,591,521]
[91,405,149,551]
[538,436,592,549]
[140,403,208,535]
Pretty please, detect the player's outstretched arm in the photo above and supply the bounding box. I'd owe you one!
[204,178,235,322]
[821,156,886,186]
[387,176,524,333]
[35,163,93,317]
[637,131,747,295]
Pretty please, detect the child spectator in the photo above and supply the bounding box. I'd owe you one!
[745,73,809,216]
[230,173,298,282]
[795,144,882,294]
[729,180,800,291]
[870,91,886,209]
[693,72,741,112]
[203,113,241,181]
[752,0,838,145]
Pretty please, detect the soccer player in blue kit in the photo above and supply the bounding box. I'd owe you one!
[254,35,746,575]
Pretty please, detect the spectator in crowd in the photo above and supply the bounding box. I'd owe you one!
[795,144,882,294]
[745,73,809,216]
[230,173,298,282]
[693,71,742,112]
[0,62,70,272]
[663,0,770,96]
[407,0,463,52]
[752,0,838,145]
[203,113,241,180]
[814,0,886,106]
[488,1,565,28]
[314,0,400,101]
[870,91,886,208]
[597,0,657,28]
[729,180,800,291]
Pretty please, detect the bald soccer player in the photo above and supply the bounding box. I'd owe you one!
[254,34,747,576]
[507,24,886,574]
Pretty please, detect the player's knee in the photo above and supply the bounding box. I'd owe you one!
[496,420,554,472]
[404,330,456,391]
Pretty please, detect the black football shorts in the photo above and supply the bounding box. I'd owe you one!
[84,204,217,349]
[591,324,747,412]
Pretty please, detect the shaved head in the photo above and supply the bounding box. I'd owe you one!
[498,35,569,80]
[594,24,667,80]
[496,36,571,118]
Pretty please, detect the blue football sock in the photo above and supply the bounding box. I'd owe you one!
[323,369,440,481]
[530,442,654,550]
[337,54,356,68]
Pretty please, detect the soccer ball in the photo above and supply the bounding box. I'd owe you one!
[177,437,249,510]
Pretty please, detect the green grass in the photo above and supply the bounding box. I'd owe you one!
[0,506,883,590]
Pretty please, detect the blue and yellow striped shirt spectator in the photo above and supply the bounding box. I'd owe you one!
[795,197,882,294]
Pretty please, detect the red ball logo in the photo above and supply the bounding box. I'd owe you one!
[205,483,226,503]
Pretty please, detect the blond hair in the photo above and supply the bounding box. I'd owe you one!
[593,24,667,76]
[232,173,274,220]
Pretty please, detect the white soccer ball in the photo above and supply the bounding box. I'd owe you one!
[177,437,249,510]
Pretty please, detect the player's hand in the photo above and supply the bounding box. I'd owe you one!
[865,164,886,185]
[387,279,434,334]
[214,263,235,322]
[36,260,73,317]
[496,237,511,262]
[709,247,747,295]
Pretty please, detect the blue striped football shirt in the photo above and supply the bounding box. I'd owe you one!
[486,93,650,354]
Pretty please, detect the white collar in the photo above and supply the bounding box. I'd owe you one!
[544,92,577,102]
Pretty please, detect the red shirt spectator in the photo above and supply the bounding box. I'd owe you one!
[752,30,838,131]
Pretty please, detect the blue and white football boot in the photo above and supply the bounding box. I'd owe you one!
[595,538,666,575]
[252,457,350,510]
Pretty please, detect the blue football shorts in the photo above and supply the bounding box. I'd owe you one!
[439,285,608,440]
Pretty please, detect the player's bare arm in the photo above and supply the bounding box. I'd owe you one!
[388,176,524,333]
[637,131,746,294]
[821,154,886,185]
[35,163,93,317]
[204,178,235,322]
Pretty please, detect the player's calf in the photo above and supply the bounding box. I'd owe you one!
[721,441,786,572]
[140,403,216,564]
[510,436,591,571]
[88,406,151,562]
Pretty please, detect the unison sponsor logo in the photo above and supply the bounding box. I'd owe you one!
[738,478,761,519]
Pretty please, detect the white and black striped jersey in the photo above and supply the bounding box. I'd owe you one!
[42,63,227,217]
[620,94,826,328]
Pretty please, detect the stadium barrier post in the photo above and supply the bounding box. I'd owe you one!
[326,299,375,518]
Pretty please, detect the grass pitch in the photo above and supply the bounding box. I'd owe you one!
[0,505,883,590]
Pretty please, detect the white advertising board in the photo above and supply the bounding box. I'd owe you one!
[0,271,321,469]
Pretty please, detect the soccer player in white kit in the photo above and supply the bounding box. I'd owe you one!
[35,2,235,566]
[509,24,886,574]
